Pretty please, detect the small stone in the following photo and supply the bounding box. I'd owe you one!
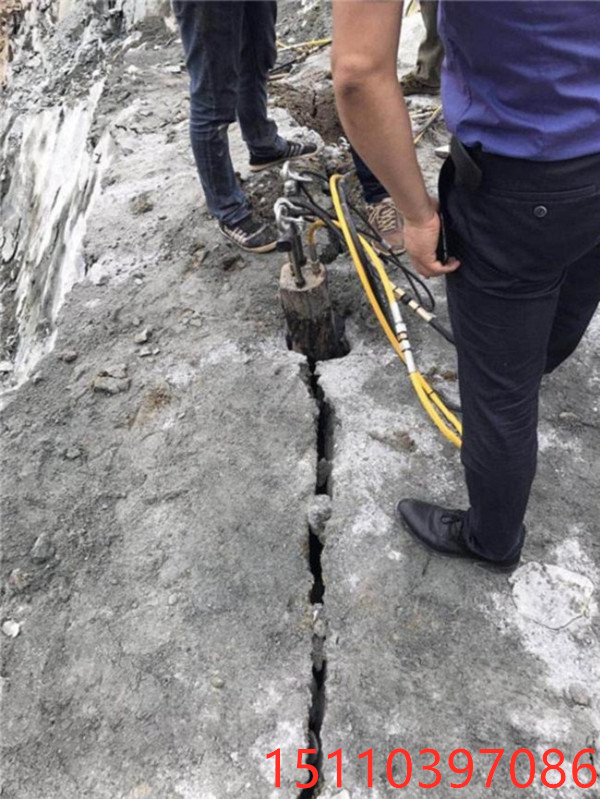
[559,411,579,423]
[316,458,331,490]
[102,363,128,380]
[7,568,32,593]
[32,372,44,384]
[164,64,182,74]
[313,619,326,638]
[1,620,20,638]
[132,316,142,327]
[64,447,81,461]
[93,376,131,395]
[307,495,332,540]
[0,361,14,373]
[168,594,178,606]
[211,676,225,689]
[134,328,151,345]
[569,683,591,707]
[332,791,350,799]
[139,347,153,357]
[30,533,55,564]
[130,192,154,215]
[61,350,78,363]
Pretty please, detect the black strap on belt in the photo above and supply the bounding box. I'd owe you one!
[450,136,483,191]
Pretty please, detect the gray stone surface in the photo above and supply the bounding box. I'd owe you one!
[317,288,600,799]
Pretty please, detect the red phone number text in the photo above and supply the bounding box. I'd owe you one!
[266,747,597,790]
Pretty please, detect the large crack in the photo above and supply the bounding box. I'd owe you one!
[300,358,335,799]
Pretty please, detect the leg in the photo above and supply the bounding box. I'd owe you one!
[545,242,600,373]
[173,0,250,225]
[415,0,443,87]
[440,153,600,560]
[447,269,558,560]
[237,1,286,158]
[351,147,388,204]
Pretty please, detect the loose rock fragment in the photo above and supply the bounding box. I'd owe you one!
[568,683,591,707]
[93,376,131,394]
[308,495,332,540]
[1,620,20,638]
[129,192,154,215]
[0,361,14,373]
[134,328,151,345]
[30,533,55,564]
[211,675,225,689]
[7,568,32,594]
[64,446,81,460]
[93,364,130,394]
[61,350,78,363]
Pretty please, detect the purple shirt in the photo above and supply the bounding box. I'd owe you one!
[439,1,600,161]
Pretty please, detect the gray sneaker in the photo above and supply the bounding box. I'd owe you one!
[218,215,277,253]
[367,197,406,255]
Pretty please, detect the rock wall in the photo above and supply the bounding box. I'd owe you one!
[0,0,171,386]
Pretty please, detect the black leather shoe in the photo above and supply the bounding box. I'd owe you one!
[396,499,521,573]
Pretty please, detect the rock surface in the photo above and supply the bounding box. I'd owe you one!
[1,4,599,799]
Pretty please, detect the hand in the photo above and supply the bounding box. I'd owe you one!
[404,197,461,278]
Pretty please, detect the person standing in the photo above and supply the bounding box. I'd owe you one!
[173,1,317,253]
[332,0,600,570]
[400,0,443,96]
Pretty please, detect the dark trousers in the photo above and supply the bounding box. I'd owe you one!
[440,147,600,560]
[415,0,443,87]
[351,147,388,205]
[173,1,286,225]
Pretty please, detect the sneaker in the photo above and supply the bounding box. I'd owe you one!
[396,499,522,572]
[366,197,406,255]
[218,215,277,253]
[400,71,440,96]
[249,139,319,172]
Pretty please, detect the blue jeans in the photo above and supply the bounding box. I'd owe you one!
[173,1,287,225]
[351,148,389,205]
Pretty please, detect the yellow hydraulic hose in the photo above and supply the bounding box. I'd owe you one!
[328,174,462,448]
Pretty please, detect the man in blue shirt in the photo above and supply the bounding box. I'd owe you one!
[332,1,600,571]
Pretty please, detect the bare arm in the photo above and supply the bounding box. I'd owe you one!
[332,0,459,277]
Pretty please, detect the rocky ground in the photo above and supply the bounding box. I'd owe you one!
[1,3,599,798]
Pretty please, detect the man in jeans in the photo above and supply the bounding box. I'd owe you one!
[173,1,317,253]
[332,1,600,570]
